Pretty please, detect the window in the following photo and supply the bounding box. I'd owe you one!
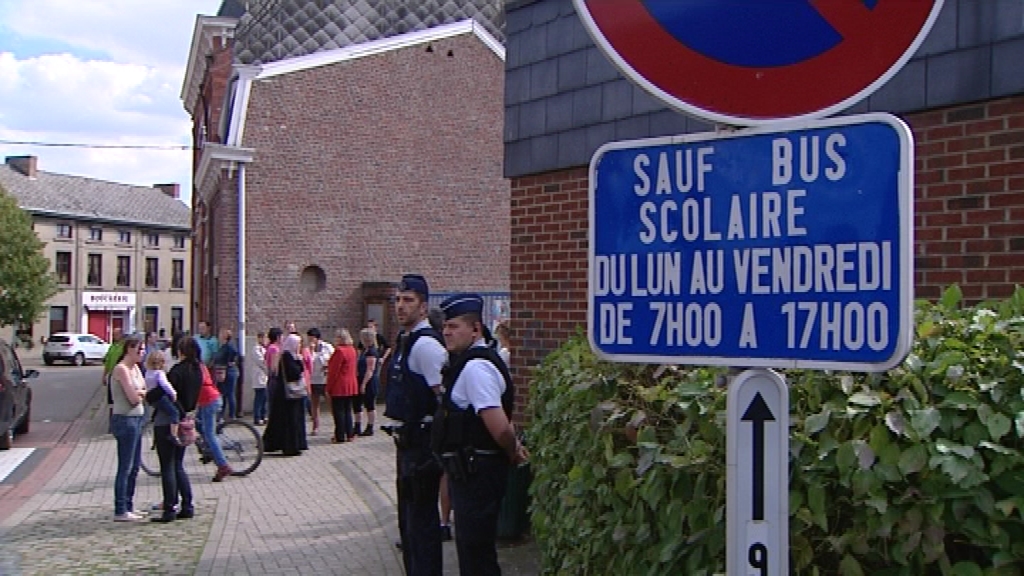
[57,223,72,239]
[145,233,159,247]
[144,306,158,334]
[116,256,131,287]
[173,235,186,249]
[55,252,72,285]
[145,257,159,288]
[48,306,68,334]
[89,227,102,241]
[87,254,102,286]
[117,230,131,244]
[171,307,184,336]
[171,259,184,289]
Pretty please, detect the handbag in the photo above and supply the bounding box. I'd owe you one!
[178,413,197,447]
[280,355,308,399]
[284,380,308,399]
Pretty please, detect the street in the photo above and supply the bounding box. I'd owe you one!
[0,364,541,575]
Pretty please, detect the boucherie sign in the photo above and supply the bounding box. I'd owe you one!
[83,291,136,310]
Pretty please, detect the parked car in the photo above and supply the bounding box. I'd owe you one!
[0,337,38,450]
[42,333,111,366]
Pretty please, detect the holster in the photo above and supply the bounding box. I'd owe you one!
[440,447,477,482]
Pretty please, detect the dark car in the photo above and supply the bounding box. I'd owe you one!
[0,338,38,450]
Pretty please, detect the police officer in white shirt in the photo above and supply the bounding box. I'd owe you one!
[434,293,528,575]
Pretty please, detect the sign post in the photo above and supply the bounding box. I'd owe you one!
[727,369,789,576]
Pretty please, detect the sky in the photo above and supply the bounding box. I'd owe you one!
[0,0,224,205]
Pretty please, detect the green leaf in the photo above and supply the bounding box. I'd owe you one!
[910,408,941,438]
[941,391,979,410]
[1015,412,1024,438]
[805,409,831,435]
[849,391,882,407]
[898,445,928,476]
[808,483,827,530]
[885,411,907,437]
[950,561,983,576]
[839,554,866,576]
[936,439,975,459]
[940,284,963,309]
[986,413,1012,441]
[836,441,857,474]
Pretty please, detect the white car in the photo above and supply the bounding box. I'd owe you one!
[42,333,111,366]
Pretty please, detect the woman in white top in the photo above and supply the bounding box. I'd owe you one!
[494,322,512,368]
[109,334,147,522]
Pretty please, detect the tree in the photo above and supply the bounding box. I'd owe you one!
[0,186,58,330]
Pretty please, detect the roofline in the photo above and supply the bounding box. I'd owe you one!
[256,18,505,80]
[26,209,191,232]
[224,19,505,148]
[181,15,238,113]
[195,142,255,196]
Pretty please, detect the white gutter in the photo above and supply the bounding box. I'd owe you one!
[237,162,247,354]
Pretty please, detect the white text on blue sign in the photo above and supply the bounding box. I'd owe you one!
[589,118,911,369]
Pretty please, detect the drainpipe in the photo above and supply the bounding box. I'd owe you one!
[237,162,247,415]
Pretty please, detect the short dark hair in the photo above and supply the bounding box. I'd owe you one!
[257,331,266,339]
[307,327,321,339]
[268,327,283,343]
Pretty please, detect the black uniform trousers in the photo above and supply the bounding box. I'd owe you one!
[396,428,443,576]
[450,454,509,576]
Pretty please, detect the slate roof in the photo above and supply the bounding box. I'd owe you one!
[0,164,191,231]
[232,0,504,64]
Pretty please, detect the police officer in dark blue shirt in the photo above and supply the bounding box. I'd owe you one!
[384,274,447,575]
[434,293,528,575]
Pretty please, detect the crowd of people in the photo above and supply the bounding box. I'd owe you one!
[100,278,521,575]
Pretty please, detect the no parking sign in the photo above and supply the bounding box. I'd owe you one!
[575,0,945,125]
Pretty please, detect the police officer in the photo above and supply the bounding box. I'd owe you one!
[434,293,528,575]
[384,274,447,575]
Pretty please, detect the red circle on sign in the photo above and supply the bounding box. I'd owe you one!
[576,0,943,125]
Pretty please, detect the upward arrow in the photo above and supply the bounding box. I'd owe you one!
[742,392,776,521]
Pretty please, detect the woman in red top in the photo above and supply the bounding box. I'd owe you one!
[326,329,359,443]
[195,350,233,481]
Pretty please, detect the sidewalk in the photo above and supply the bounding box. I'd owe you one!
[0,394,541,575]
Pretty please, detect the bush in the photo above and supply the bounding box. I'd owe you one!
[527,286,1024,575]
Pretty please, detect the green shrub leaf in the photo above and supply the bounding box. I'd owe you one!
[950,561,983,576]
[806,409,831,435]
[898,445,928,476]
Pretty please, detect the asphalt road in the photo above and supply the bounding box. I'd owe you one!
[24,363,104,424]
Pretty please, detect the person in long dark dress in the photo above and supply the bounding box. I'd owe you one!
[262,330,308,456]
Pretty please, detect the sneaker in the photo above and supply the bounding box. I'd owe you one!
[113,513,143,522]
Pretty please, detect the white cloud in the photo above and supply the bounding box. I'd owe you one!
[0,0,224,202]
[4,0,221,68]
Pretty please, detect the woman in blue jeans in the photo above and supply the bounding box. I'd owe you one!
[197,349,234,481]
[109,334,147,522]
[150,337,204,522]
[214,329,240,420]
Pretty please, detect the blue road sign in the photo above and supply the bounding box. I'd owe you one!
[587,114,914,371]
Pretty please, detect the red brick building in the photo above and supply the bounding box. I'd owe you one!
[182,6,508,348]
[504,1,1024,411]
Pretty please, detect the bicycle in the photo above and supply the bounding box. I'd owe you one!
[141,417,263,477]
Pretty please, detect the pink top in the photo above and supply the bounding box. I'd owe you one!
[265,342,281,375]
[302,348,314,386]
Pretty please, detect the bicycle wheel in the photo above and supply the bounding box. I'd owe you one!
[139,419,161,477]
[215,419,263,476]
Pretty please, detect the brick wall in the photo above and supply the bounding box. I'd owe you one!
[509,95,1024,416]
[232,33,509,339]
[912,96,1024,301]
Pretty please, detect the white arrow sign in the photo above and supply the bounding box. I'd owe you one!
[727,369,789,576]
